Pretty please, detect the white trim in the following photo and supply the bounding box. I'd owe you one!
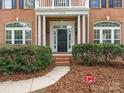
[94,27,121,44]
[50,21,75,52]
[35,8,89,16]
[43,15,46,46]
[82,15,86,43]
[38,15,41,45]
[5,23,32,44]
[23,29,26,44]
[111,29,114,44]
[35,15,38,45]
[77,15,81,44]
[12,30,14,44]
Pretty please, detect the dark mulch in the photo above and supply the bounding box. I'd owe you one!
[0,63,55,82]
[33,63,124,93]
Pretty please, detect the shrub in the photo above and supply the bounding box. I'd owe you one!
[72,44,100,66]
[72,43,122,66]
[0,45,52,75]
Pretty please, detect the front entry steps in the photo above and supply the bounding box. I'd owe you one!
[52,53,72,66]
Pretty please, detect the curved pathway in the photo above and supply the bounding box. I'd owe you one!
[0,66,70,93]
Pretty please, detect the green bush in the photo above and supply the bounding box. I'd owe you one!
[0,45,52,75]
[72,43,123,66]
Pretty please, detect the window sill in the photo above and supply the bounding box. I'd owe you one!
[19,8,34,10]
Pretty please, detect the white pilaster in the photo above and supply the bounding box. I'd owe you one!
[82,15,86,43]
[38,15,41,45]
[69,0,71,7]
[43,15,46,46]
[77,15,81,44]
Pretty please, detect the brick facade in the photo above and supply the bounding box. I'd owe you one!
[0,0,124,47]
[90,8,124,44]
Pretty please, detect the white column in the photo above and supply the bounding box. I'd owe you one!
[69,0,71,7]
[38,15,41,46]
[43,15,46,46]
[52,0,54,7]
[35,0,38,8]
[82,15,86,43]
[77,15,81,44]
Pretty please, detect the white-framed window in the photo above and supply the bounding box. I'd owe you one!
[24,0,34,8]
[5,22,32,44]
[2,0,12,9]
[94,21,121,44]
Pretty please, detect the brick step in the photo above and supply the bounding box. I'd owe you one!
[56,58,70,61]
[55,61,70,66]
[52,53,72,65]
[55,58,70,66]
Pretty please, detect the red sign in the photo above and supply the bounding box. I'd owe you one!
[83,71,95,86]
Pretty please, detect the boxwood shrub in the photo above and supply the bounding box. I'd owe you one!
[0,45,52,75]
[72,43,123,66]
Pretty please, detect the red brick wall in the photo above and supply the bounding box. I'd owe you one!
[89,8,124,44]
[0,0,35,44]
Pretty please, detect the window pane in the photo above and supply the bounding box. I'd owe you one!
[114,29,120,39]
[109,0,122,8]
[12,0,17,9]
[114,40,120,44]
[103,29,111,39]
[19,0,24,9]
[24,0,34,8]
[4,0,12,8]
[103,40,111,43]
[6,30,12,44]
[25,30,31,44]
[6,30,12,39]
[0,0,2,9]
[90,0,100,8]
[101,0,106,8]
[14,30,23,44]
[94,40,100,43]
[94,29,100,39]
[102,29,111,43]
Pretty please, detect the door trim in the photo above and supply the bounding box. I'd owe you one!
[50,21,75,52]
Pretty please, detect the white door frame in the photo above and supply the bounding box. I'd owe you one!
[50,21,75,52]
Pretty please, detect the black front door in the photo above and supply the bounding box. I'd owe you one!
[57,29,67,52]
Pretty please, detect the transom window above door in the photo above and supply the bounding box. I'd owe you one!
[94,21,121,44]
[5,22,32,44]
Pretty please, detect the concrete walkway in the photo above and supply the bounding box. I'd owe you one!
[0,66,70,93]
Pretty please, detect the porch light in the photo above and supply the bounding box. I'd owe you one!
[106,16,110,21]
[16,17,19,22]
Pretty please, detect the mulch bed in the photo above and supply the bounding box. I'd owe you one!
[33,63,124,93]
[0,63,55,82]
